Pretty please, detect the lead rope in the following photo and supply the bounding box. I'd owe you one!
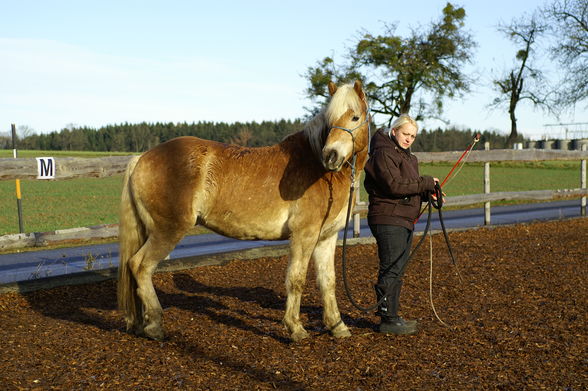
[341,184,437,312]
[428,228,450,327]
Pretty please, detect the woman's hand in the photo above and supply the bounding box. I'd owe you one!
[431,177,446,201]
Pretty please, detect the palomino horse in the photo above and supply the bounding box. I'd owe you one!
[118,80,370,342]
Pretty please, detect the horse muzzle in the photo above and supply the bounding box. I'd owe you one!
[322,148,345,171]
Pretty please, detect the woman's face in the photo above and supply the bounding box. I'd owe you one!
[391,123,417,149]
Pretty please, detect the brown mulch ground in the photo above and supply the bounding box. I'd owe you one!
[0,218,586,391]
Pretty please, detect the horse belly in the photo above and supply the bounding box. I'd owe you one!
[200,201,290,241]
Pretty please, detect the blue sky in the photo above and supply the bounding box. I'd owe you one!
[1,0,585,140]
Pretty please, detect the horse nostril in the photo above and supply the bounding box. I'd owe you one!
[328,150,337,165]
[322,148,342,170]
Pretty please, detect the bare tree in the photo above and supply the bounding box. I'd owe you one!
[489,14,552,145]
[543,0,588,108]
[16,125,35,139]
[230,128,253,146]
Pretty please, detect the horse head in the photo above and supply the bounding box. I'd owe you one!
[321,80,370,172]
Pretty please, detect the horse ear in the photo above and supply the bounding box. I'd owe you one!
[353,80,366,101]
[328,81,337,96]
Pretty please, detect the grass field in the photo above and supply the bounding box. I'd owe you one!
[0,151,584,236]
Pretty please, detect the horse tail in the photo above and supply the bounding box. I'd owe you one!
[117,155,144,330]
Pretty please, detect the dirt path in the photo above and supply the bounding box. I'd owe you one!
[1,218,586,390]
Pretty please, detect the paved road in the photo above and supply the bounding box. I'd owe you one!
[0,200,584,285]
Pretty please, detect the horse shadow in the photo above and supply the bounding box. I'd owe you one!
[164,272,301,343]
[166,272,377,341]
[18,273,312,390]
[20,271,122,333]
[20,268,376,344]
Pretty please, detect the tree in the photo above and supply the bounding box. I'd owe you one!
[14,125,36,149]
[16,125,35,140]
[230,128,253,146]
[304,3,476,126]
[543,0,588,108]
[489,14,550,145]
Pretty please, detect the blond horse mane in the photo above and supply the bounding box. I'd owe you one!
[304,83,364,160]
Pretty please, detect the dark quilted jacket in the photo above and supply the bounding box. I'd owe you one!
[364,129,436,230]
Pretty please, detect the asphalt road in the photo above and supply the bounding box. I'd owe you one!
[0,200,584,286]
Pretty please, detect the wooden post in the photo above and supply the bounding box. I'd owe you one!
[582,144,587,217]
[484,142,491,225]
[11,124,25,233]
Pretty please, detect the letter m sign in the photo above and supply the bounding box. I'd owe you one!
[36,157,55,179]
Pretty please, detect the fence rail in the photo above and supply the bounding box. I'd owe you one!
[352,189,588,214]
[1,149,587,180]
[0,156,132,180]
[0,148,586,246]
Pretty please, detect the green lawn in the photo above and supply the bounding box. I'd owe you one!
[0,152,584,236]
[357,161,582,202]
[0,176,123,235]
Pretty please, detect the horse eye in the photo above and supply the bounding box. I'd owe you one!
[352,116,360,121]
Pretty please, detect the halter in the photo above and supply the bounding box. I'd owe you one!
[328,107,371,185]
[329,116,368,143]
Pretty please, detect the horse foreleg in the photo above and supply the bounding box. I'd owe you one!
[313,234,351,339]
[283,235,315,342]
[128,235,177,340]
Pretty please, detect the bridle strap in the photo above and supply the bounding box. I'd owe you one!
[329,115,369,144]
[327,107,371,183]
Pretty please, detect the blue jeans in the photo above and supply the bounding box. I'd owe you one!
[369,224,413,288]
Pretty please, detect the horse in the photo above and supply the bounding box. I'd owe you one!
[117,80,370,342]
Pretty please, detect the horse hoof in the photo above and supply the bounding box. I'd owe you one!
[290,329,310,342]
[126,323,144,337]
[331,324,351,339]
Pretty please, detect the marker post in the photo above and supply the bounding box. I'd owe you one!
[11,124,25,233]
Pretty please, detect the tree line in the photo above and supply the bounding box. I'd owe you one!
[0,120,520,153]
[3,120,301,152]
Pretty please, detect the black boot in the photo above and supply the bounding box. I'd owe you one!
[374,280,417,335]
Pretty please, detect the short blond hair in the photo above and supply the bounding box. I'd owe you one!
[390,114,418,133]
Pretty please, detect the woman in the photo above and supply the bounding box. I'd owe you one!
[364,114,438,335]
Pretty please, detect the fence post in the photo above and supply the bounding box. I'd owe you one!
[11,124,25,233]
[582,144,587,217]
[484,142,491,225]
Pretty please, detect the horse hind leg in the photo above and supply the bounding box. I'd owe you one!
[128,233,180,340]
[313,233,351,338]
